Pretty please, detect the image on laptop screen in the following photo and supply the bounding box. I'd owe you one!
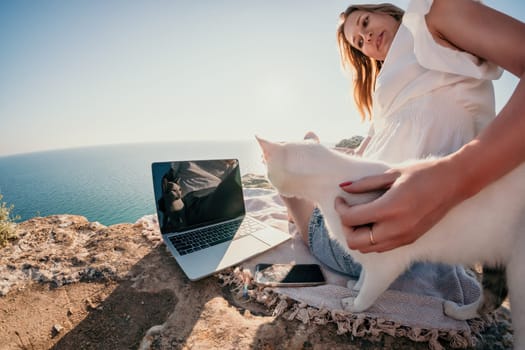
[152,159,245,234]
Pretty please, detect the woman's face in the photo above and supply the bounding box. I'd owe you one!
[343,10,400,61]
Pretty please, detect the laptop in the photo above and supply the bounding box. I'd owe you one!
[151,158,291,281]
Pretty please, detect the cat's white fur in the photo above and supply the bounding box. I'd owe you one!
[256,137,525,347]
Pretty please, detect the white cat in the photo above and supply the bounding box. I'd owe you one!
[256,136,525,347]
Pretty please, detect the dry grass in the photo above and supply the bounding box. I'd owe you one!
[0,194,19,247]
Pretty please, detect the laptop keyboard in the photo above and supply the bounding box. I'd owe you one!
[169,217,265,256]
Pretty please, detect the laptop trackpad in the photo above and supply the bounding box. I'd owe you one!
[178,236,269,280]
[217,235,269,268]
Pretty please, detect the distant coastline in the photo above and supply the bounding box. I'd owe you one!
[0,139,261,159]
[0,141,267,226]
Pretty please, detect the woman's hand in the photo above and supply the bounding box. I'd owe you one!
[335,159,462,253]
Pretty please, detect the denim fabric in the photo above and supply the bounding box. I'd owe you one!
[307,207,362,278]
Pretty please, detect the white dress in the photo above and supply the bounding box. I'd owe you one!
[363,0,503,162]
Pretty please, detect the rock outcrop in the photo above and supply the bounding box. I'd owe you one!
[0,190,513,349]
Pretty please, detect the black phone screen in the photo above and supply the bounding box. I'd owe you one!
[255,263,326,286]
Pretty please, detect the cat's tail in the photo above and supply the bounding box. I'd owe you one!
[443,295,482,320]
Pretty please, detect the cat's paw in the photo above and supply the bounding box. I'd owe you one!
[341,296,355,311]
[342,296,370,312]
[342,296,368,312]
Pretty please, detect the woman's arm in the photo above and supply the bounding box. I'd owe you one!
[354,135,371,156]
[427,0,525,195]
[336,0,525,253]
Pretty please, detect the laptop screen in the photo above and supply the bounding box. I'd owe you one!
[151,159,245,234]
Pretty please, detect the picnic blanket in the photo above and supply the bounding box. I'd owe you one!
[221,187,489,350]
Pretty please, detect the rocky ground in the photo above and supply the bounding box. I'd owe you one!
[0,176,514,350]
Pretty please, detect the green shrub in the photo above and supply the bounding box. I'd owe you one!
[336,135,364,149]
[0,194,19,247]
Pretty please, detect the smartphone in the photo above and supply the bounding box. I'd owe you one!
[254,263,326,287]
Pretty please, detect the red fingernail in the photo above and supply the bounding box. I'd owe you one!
[339,181,353,187]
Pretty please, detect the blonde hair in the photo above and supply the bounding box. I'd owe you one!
[336,3,404,120]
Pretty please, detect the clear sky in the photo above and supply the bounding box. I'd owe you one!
[1,0,523,157]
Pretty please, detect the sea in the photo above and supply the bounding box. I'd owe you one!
[0,140,268,226]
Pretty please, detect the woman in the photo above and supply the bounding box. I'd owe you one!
[286,0,504,275]
[335,0,525,255]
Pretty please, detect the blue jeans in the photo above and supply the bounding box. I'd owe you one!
[307,207,362,278]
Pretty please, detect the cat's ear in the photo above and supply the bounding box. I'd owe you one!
[255,136,278,162]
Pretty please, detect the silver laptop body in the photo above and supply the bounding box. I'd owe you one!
[151,159,290,280]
